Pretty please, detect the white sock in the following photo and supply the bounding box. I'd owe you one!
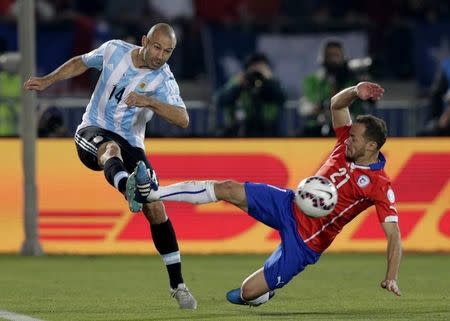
[246,292,270,306]
[148,181,218,204]
[161,251,180,265]
[113,171,128,190]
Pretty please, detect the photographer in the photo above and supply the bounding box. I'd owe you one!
[298,40,370,137]
[418,57,450,136]
[215,52,286,137]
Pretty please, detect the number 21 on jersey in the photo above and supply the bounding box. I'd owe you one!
[330,167,350,189]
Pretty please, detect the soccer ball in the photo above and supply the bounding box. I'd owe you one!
[295,176,338,218]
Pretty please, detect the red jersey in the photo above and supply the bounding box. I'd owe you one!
[293,125,398,253]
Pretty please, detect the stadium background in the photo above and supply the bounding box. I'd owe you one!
[0,1,449,254]
[0,1,450,254]
[0,2,450,321]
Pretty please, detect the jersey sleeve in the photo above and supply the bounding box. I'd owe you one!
[154,75,186,108]
[81,41,110,70]
[334,124,351,145]
[327,124,351,158]
[373,181,398,223]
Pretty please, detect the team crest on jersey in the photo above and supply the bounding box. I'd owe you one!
[139,82,146,89]
[93,136,103,144]
[357,175,370,188]
[387,188,395,203]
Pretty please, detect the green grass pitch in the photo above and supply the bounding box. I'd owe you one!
[0,253,449,321]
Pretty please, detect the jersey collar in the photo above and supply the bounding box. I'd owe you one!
[351,152,386,171]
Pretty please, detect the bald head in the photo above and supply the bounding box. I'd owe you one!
[138,23,177,69]
[147,23,177,46]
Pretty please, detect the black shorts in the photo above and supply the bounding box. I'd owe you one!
[74,126,152,173]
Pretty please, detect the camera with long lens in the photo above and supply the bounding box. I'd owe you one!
[243,70,266,95]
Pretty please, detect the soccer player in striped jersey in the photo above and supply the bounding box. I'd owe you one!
[24,23,197,309]
[131,82,402,306]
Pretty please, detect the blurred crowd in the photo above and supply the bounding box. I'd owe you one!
[1,0,450,137]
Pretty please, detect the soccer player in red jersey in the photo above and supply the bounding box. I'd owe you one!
[130,82,402,306]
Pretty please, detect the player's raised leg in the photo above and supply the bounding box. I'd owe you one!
[97,141,142,212]
[133,161,248,210]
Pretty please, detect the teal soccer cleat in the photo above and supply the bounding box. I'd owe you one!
[125,171,142,213]
[226,288,275,306]
[226,288,247,305]
[134,161,159,203]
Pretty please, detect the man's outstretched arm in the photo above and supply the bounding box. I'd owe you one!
[330,82,384,128]
[24,56,89,92]
[381,222,402,296]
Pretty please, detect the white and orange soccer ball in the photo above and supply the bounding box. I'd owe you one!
[295,176,338,218]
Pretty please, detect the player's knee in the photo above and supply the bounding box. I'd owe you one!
[98,141,122,165]
[104,141,121,157]
[240,284,259,301]
[142,201,167,224]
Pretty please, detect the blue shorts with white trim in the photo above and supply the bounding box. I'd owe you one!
[244,182,321,290]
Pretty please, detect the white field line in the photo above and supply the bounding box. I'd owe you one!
[0,310,45,321]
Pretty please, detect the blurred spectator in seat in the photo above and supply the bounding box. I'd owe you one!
[37,107,69,137]
[194,0,281,26]
[418,57,450,136]
[0,0,14,16]
[105,0,157,40]
[215,52,286,137]
[73,0,104,18]
[298,39,370,136]
[8,0,56,21]
[148,0,202,79]
[148,0,194,22]
[0,49,20,136]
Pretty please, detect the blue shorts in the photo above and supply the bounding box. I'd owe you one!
[245,182,321,290]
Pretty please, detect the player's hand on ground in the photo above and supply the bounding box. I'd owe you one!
[380,279,401,296]
[124,92,149,108]
[23,77,51,91]
[355,82,384,101]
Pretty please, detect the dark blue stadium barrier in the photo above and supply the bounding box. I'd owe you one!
[38,99,427,138]
[0,22,75,75]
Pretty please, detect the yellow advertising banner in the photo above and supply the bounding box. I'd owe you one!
[1,138,449,254]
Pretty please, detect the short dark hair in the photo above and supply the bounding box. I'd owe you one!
[324,40,343,51]
[243,52,271,70]
[355,115,387,149]
[318,39,345,64]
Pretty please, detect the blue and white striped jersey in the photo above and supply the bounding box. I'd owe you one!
[76,39,186,149]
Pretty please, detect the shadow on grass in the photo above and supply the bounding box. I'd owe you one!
[107,313,235,321]
[256,308,450,318]
[256,311,347,317]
